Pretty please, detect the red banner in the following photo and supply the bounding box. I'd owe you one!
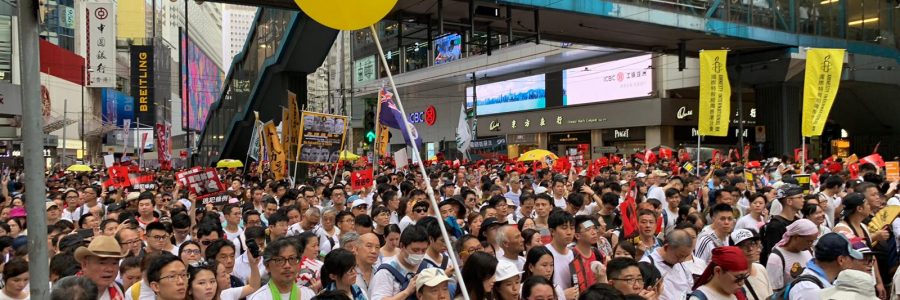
[156,123,172,170]
[351,168,374,191]
[176,167,228,205]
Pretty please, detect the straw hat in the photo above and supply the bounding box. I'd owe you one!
[74,236,125,263]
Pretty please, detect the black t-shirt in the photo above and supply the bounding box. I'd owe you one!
[760,215,795,264]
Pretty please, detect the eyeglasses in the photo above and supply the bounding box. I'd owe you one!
[183,249,201,255]
[611,277,644,285]
[159,272,188,282]
[856,256,876,265]
[267,256,301,266]
[414,208,427,213]
[200,240,214,246]
[148,235,169,242]
[355,205,368,210]
[162,198,172,202]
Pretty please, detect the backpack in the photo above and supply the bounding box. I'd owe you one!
[769,247,805,288]
[375,263,417,300]
[418,254,449,273]
[687,290,708,300]
[769,274,824,300]
[759,215,792,264]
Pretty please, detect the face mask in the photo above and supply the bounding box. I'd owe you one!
[405,253,425,266]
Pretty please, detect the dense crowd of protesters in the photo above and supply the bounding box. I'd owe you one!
[0,151,898,300]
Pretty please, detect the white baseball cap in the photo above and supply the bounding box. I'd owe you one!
[494,260,523,282]
[416,268,451,291]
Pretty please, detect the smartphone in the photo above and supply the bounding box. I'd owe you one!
[245,238,260,258]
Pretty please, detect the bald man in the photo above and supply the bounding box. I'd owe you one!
[357,233,381,295]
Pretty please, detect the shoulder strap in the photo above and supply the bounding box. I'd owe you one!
[793,274,824,288]
[771,248,787,279]
[377,263,410,286]
[744,278,759,300]
[688,290,709,300]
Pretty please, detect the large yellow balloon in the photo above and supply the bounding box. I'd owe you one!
[295,0,399,30]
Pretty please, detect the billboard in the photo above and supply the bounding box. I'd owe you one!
[563,54,653,106]
[434,33,461,65]
[465,74,546,116]
[101,88,134,127]
[181,34,224,131]
[130,45,154,124]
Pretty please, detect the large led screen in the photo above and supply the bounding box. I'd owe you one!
[434,33,461,65]
[181,34,224,131]
[563,54,653,106]
[466,74,546,116]
[101,88,134,127]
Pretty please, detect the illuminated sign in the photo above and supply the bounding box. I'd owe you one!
[408,105,437,126]
[466,74,546,116]
[563,54,653,106]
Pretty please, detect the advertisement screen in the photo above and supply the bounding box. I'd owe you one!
[181,34,224,131]
[101,88,135,128]
[563,54,653,106]
[466,74,546,116]
[433,33,461,65]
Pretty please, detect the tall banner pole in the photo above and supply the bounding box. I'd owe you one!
[697,135,702,176]
[373,89,384,182]
[370,25,470,300]
[802,137,807,171]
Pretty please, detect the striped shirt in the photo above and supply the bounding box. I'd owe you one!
[693,230,730,263]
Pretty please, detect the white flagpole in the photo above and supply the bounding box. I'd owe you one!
[369,25,470,300]
[697,134,702,176]
[801,137,807,171]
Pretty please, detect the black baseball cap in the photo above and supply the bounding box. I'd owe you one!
[815,232,863,262]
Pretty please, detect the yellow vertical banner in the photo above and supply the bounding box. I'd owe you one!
[281,108,290,160]
[378,125,390,156]
[802,48,844,137]
[287,92,300,161]
[698,50,731,137]
[264,122,288,180]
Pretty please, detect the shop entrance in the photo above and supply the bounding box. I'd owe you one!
[548,131,592,168]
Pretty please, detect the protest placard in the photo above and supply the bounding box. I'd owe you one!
[298,111,348,164]
[176,167,228,205]
[351,168,373,191]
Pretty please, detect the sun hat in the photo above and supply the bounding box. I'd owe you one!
[74,235,125,263]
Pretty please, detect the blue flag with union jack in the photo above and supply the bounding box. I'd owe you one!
[378,88,423,148]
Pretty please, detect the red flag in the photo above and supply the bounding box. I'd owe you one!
[849,163,860,178]
[553,157,571,173]
[619,181,639,238]
[862,153,885,168]
[659,148,673,160]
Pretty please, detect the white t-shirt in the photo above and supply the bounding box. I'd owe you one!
[745,263,774,300]
[659,258,707,300]
[245,285,315,300]
[819,192,841,228]
[765,246,813,290]
[497,254,526,272]
[369,259,417,300]
[788,267,831,300]
[231,252,266,285]
[735,214,764,231]
[640,250,672,276]
[545,245,574,290]
[219,286,245,300]
[689,285,738,300]
[224,226,244,241]
[553,196,567,209]
[398,216,416,232]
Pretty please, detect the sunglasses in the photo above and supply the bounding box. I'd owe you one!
[414,208,427,213]
[730,272,751,283]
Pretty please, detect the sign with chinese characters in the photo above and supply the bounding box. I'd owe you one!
[476,98,662,136]
[86,2,116,87]
[62,6,76,29]
[354,55,376,83]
